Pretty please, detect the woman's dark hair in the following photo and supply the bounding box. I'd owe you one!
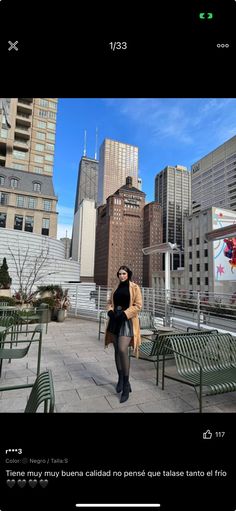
[117,265,132,280]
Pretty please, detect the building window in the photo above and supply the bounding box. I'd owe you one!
[205,277,208,285]
[205,263,208,271]
[47,132,55,141]
[16,195,25,208]
[204,249,208,257]
[13,150,25,159]
[42,218,50,236]
[48,101,57,110]
[34,155,44,163]
[39,109,47,118]
[48,111,56,120]
[33,182,41,192]
[37,120,46,129]
[189,265,192,272]
[39,99,48,108]
[33,167,43,174]
[197,264,200,271]
[11,163,25,171]
[196,250,200,258]
[44,165,53,173]
[189,252,192,259]
[43,200,52,211]
[10,178,18,188]
[25,216,34,232]
[45,154,53,162]
[189,277,192,285]
[36,132,46,141]
[47,122,55,130]
[188,239,192,246]
[1,129,8,139]
[0,212,6,228]
[197,277,200,285]
[28,197,37,209]
[35,143,44,152]
[14,215,23,230]
[0,192,8,205]
[196,237,199,244]
[0,176,5,185]
[45,143,54,151]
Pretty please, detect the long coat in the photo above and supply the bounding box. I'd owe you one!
[104,280,142,357]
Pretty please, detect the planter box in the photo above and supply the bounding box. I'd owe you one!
[0,289,12,297]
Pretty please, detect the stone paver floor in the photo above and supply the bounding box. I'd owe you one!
[0,317,236,413]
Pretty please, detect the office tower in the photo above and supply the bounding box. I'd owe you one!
[71,199,96,282]
[0,98,57,176]
[184,206,236,295]
[97,138,139,205]
[191,135,236,214]
[73,156,99,213]
[143,202,162,287]
[94,177,145,288]
[155,165,191,269]
[0,98,58,238]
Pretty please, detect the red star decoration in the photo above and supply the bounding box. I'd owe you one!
[217,264,225,276]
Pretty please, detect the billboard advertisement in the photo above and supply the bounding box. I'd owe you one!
[213,207,236,281]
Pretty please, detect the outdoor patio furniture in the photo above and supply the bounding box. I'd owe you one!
[98,310,108,340]
[162,332,236,412]
[24,370,55,413]
[0,325,43,390]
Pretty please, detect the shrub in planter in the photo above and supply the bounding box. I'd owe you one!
[0,295,16,306]
[0,257,12,289]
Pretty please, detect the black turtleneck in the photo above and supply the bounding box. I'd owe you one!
[113,280,130,310]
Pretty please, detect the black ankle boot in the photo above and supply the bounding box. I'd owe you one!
[120,377,132,403]
[116,370,123,393]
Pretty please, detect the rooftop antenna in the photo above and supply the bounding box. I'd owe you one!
[83,129,87,157]
[94,127,98,159]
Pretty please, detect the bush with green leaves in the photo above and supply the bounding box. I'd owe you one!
[0,295,16,306]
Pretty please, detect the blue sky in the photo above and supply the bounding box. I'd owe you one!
[54,98,236,239]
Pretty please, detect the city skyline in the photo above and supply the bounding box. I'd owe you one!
[54,98,236,239]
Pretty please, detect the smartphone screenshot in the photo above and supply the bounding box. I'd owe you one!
[0,2,236,511]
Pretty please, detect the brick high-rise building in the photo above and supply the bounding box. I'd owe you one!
[97,138,139,205]
[94,177,145,288]
[143,202,162,287]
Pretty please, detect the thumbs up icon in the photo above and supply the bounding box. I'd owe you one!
[203,429,213,439]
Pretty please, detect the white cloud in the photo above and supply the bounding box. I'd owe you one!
[57,223,72,240]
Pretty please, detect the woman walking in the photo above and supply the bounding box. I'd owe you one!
[105,266,142,403]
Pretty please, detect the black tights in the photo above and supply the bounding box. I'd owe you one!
[113,335,131,377]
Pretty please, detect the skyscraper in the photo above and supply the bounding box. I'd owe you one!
[94,177,145,287]
[155,165,191,269]
[0,98,58,238]
[73,156,99,213]
[97,138,139,205]
[0,98,57,176]
[191,135,236,214]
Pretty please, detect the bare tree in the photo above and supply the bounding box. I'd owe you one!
[8,241,59,303]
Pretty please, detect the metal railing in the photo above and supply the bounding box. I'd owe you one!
[68,284,236,333]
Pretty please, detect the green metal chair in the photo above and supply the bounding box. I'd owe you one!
[0,325,43,390]
[162,332,236,412]
[24,370,55,413]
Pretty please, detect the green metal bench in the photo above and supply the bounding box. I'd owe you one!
[136,330,219,385]
[162,332,236,412]
[25,370,55,413]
